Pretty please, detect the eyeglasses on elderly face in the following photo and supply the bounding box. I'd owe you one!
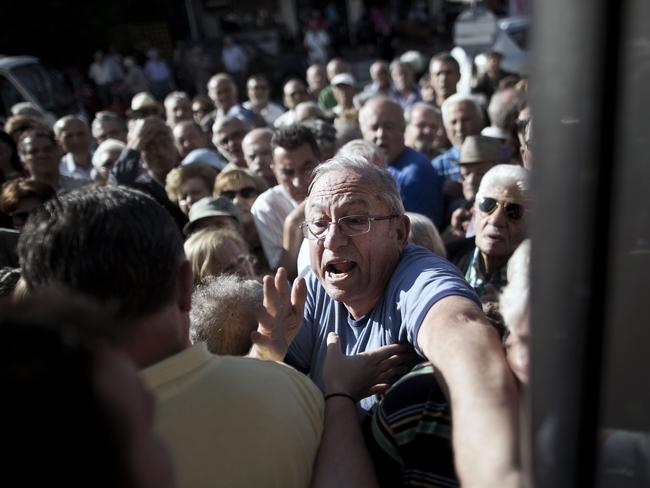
[301,214,399,240]
[478,197,525,221]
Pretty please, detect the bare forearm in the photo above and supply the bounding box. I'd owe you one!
[419,296,521,486]
[311,397,379,488]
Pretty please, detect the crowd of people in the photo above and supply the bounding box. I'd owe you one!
[0,41,535,487]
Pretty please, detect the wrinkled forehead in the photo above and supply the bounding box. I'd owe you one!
[307,170,385,214]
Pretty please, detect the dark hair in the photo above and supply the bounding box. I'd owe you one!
[430,52,460,73]
[271,124,321,160]
[18,186,184,320]
[0,130,23,176]
[0,296,129,486]
[0,178,56,214]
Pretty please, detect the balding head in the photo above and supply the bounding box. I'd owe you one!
[326,58,349,81]
[358,96,405,163]
[404,102,445,157]
[207,74,238,112]
[306,64,327,95]
[242,128,275,185]
[282,79,309,110]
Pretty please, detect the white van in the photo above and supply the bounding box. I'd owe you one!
[0,55,84,126]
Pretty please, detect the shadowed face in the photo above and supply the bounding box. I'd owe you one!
[360,100,405,164]
[271,143,319,202]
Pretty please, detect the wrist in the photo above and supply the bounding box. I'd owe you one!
[324,392,356,403]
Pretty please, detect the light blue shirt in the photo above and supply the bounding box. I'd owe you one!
[286,244,479,411]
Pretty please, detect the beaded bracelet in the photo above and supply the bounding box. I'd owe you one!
[324,392,355,402]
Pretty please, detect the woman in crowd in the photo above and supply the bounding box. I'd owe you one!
[165,163,218,216]
[0,178,56,230]
[184,227,256,286]
[213,167,269,274]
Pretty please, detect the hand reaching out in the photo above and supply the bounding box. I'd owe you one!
[323,332,418,401]
[248,267,307,361]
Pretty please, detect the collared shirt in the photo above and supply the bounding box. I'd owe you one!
[59,152,96,181]
[390,86,422,111]
[242,100,285,126]
[464,246,508,296]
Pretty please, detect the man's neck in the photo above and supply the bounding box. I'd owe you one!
[124,308,191,369]
[435,93,448,107]
[479,251,507,278]
[70,151,91,169]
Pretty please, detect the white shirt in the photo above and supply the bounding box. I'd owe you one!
[251,185,299,269]
[243,101,285,126]
[59,153,96,181]
[273,110,296,128]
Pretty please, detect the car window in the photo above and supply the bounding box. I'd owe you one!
[506,26,528,50]
[0,74,25,120]
[10,63,54,110]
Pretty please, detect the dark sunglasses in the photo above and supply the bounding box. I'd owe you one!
[515,119,529,132]
[220,187,257,200]
[478,197,525,220]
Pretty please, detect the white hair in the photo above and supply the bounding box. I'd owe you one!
[190,275,263,356]
[309,155,404,214]
[336,139,387,168]
[500,239,531,334]
[476,164,530,201]
[92,139,126,170]
[440,93,485,125]
[406,212,446,257]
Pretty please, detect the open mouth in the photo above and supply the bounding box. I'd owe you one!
[325,260,357,279]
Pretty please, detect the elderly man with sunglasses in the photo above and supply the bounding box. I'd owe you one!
[447,164,529,298]
[265,156,522,487]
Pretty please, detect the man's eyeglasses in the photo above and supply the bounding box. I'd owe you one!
[301,214,399,240]
[220,187,257,200]
[478,197,525,221]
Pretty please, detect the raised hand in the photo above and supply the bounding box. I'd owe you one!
[248,267,307,361]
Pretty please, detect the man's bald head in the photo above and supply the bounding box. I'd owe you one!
[358,96,406,164]
[326,58,349,81]
[242,127,274,185]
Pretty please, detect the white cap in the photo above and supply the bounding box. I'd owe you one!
[331,73,356,87]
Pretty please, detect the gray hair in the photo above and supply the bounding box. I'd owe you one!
[358,96,405,129]
[406,212,446,257]
[441,93,485,126]
[11,102,45,119]
[301,118,337,152]
[164,91,191,108]
[309,155,405,214]
[487,88,525,130]
[500,239,530,334]
[92,139,125,170]
[336,139,387,169]
[476,164,530,202]
[53,115,88,138]
[91,111,127,140]
[404,102,441,124]
[190,275,263,356]
[212,114,251,135]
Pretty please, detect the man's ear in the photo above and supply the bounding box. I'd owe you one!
[177,259,193,313]
[394,214,411,246]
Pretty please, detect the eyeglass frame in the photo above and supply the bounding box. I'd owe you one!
[301,214,400,240]
[477,197,526,221]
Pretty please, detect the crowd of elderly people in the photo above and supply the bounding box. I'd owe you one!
[1,49,536,487]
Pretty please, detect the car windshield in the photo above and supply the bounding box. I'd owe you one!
[10,63,76,115]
